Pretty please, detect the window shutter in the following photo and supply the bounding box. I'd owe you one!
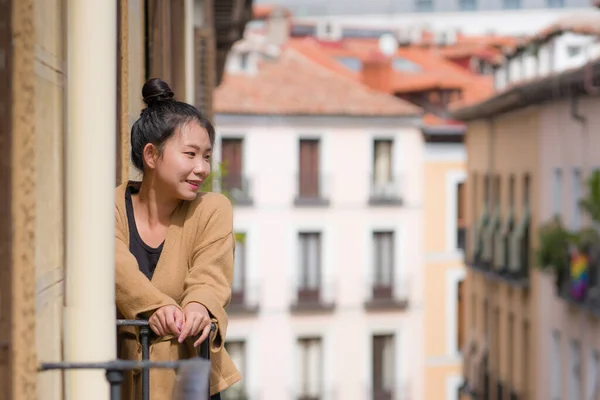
[194,12,216,120]
[147,0,172,83]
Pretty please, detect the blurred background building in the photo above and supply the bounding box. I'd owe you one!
[2,1,600,400]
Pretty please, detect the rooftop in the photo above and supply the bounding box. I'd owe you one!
[214,47,420,117]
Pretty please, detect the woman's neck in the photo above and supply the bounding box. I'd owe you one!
[134,177,180,227]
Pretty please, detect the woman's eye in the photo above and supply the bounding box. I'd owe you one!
[204,155,211,161]
[185,152,196,157]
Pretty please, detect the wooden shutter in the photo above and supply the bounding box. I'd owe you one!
[0,0,12,394]
[194,0,216,119]
[146,0,172,82]
[299,140,320,198]
[372,335,393,400]
[221,139,242,190]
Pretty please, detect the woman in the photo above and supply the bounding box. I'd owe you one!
[115,78,240,399]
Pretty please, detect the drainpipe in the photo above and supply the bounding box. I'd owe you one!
[65,1,117,399]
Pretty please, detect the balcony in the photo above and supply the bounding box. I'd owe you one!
[555,246,600,317]
[227,282,260,316]
[294,173,330,207]
[290,281,336,314]
[364,279,410,311]
[366,384,409,400]
[469,209,530,288]
[496,380,504,400]
[368,175,403,206]
[220,173,253,206]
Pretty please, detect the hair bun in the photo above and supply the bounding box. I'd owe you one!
[142,78,175,107]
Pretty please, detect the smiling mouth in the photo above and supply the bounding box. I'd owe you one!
[186,180,202,188]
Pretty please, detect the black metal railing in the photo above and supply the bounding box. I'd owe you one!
[39,319,215,400]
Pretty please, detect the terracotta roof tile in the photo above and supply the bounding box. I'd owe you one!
[214,48,420,117]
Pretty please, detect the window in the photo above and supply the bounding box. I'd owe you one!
[298,233,321,302]
[221,138,243,191]
[336,56,362,71]
[231,233,246,305]
[551,331,562,400]
[372,334,395,400]
[523,174,531,207]
[457,280,464,352]
[502,0,521,8]
[570,340,581,400]
[547,0,564,7]
[588,350,600,400]
[459,0,477,10]
[239,52,249,70]
[553,169,562,216]
[457,182,466,251]
[508,315,514,386]
[494,176,501,212]
[509,175,515,209]
[484,174,491,206]
[298,337,322,399]
[223,341,246,400]
[415,0,434,12]
[391,57,421,72]
[372,231,395,299]
[573,169,582,230]
[373,139,393,186]
[567,45,582,58]
[298,139,321,199]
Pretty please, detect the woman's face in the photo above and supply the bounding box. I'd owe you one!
[147,121,212,201]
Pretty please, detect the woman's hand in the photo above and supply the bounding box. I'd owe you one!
[148,305,184,337]
[178,302,211,347]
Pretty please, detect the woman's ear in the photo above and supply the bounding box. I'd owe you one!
[142,143,159,170]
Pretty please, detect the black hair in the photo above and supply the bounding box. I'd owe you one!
[130,78,215,171]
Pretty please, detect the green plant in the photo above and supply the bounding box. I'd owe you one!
[579,170,600,223]
[572,227,600,254]
[536,216,572,271]
[201,161,231,200]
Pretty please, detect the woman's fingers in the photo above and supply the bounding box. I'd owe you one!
[148,319,161,336]
[165,309,180,336]
[194,321,211,348]
[178,315,195,343]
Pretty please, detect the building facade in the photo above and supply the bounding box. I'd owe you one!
[0,0,251,399]
[214,37,428,399]
[422,127,467,400]
[454,10,600,400]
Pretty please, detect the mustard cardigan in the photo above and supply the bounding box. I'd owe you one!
[114,182,241,398]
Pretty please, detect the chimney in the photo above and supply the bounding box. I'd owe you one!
[266,7,290,47]
[361,52,393,93]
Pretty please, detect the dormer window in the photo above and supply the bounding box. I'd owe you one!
[240,52,249,70]
[567,45,582,58]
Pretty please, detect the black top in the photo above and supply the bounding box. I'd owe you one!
[125,185,164,280]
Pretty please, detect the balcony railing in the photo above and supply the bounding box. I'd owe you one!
[364,279,410,311]
[369,175,403,206]
[290,280,336,313]
[365,383,410,400]
[470,209,530,288]
[222,174,253,206]
[228,282,260,315]
[39,320,214,400]
[294,173,330,207]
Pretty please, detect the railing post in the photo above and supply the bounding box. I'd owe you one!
[105,369,124,400]
[140,325,151,400]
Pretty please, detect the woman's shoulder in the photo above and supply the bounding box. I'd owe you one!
[186,191,233,220]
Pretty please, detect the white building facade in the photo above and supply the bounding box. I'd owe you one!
[214,113,425,400]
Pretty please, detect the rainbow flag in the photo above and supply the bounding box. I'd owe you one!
[570,253,589,301]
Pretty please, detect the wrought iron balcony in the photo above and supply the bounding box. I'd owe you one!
[368,175,403,206]
[294,173,330,207]
[365,383,410,400]
[364,279,410,311]
[469,209,530,288]
[227,282,260,315]
[289,280,336,313]
[39,320,215,400]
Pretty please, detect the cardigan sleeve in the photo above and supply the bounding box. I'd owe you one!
[180,193,234,352]
[115,207,180,320]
